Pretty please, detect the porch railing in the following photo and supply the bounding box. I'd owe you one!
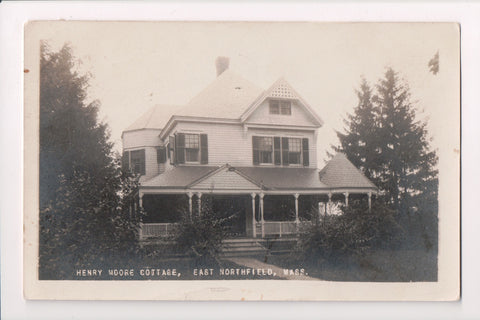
[255,221,313,237]
[139,222,179,240]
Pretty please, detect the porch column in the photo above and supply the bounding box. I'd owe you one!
[260,193,265,238]
[368,192,372,212]
[197,192,202,216]
[251,193,257,238]
[294,193,300,232]
[139,191,144,209]
[344,192,349,208]
[327,192,332,215]
[188,192,193,218]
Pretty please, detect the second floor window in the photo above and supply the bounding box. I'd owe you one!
[258,137,273,164]
[173,133,208,165]
[122,149,146,175]
[185,134,200,162]
[253,135,309,167]
[287,138,302,164]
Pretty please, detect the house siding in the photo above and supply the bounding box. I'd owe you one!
[166,121,318,169]
[169,122,248,167]
[123,129,163,149]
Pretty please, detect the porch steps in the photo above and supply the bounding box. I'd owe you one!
[220,239,268,257]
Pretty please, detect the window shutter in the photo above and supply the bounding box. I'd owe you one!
[175,133,185,164]
[252,136,260,165]
[122,151,130,171]
[157,147,166,163]
[200,134,208,164]
[274,137,281,165]
[139,149,146,175]
[169,136,175,164]
[302,138,309,167]
[282,137,289,166]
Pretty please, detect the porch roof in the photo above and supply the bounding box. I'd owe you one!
[234,166,329,190]
[318,153,377,189]
[141,166,219,188]
[140,154,377,192]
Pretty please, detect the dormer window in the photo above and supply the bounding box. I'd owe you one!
[269,100,291,115]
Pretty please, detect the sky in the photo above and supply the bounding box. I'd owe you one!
[32,21,459,165]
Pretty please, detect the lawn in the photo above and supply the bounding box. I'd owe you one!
[264,247,438,282]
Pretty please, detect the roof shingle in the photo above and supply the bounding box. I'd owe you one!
[318,153,377,189]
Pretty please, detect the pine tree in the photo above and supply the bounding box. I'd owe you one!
[39,43,140,279]
[336,68,438,215]
[373,68,438,213]
[335,78,379,181]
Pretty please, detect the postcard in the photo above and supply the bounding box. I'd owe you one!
[23,21,460,300]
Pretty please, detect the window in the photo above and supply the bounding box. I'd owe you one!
[253,136,309,167]
[253,136,274,164]
[130,149,146,175]
[185,134,200,162]
[269,100,291,115]
[157,146,167,163]
[174,133,208,165]
[258,137,273,164]
[287,138,302,164]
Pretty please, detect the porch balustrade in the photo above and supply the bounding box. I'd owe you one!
[255,221,308,237]
[139,222,179,239]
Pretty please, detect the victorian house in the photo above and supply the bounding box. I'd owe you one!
[122,58,377,241]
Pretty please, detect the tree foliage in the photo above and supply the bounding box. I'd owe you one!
[335,68,438,215]
[175,197,233,266]
[39,43,140,279]
[296,202,403,265]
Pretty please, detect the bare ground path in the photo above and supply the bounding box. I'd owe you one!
[224,257,319,280]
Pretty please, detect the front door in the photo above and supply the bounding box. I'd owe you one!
[212,195,247,238]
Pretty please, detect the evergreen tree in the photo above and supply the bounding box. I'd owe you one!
[336,68,438,215]
[39,43,140,279]
[334,78,379,181]
[373,68,438,213]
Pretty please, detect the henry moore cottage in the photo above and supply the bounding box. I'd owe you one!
[122,58,377,240]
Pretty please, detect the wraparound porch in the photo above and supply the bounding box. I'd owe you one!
[136,189,376,240]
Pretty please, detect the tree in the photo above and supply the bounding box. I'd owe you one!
[428,51,439,75]
[334,78,380,181]
[39,42,139,279]
[335,68,438,215]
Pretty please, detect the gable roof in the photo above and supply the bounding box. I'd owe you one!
[240,78,324,126]
[318,153,377,189]
[188,164,262,190]
[124,69,324,135]
[174,69,264,120]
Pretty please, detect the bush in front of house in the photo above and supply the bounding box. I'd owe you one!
[295,201,404,266]
[174,196,234,266]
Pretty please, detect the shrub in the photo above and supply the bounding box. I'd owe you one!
[295,201,404,265]
[174,197,234,266]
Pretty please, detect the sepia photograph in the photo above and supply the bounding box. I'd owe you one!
[23,21,460,300]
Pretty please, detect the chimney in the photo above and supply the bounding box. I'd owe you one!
[215,56,229,77]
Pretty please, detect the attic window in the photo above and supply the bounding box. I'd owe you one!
[269,100,291,115]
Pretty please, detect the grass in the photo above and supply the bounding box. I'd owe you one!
[264,247,437,282]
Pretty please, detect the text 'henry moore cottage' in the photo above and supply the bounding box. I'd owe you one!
[122,58,377,241]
